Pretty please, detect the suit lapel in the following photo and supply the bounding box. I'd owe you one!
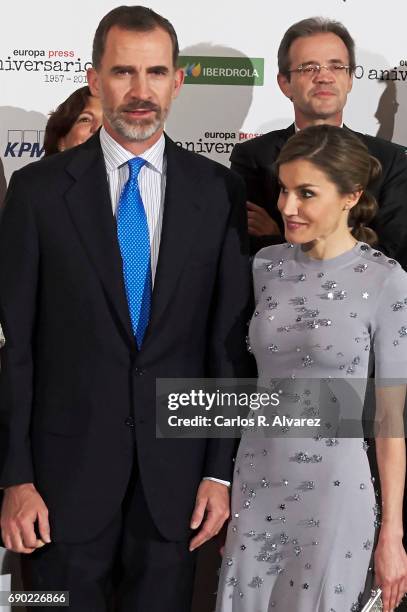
[263,124,296,206]
[277,124,295,150]
[144,136,204,342]
[343,124,363,140]
[263,124,295,173]
[63,134,204,348]
[64,135,134,345]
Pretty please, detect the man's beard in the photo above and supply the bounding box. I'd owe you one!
[104,100,167,142]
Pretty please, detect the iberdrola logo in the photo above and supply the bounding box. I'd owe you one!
[183,63,202,77]
[179,56,264,86]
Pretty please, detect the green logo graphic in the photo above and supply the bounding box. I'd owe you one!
[179,56,264,86]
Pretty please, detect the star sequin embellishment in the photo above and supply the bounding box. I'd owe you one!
[249,576,264,588]
[354,263,368,272]
[362,292,369,299]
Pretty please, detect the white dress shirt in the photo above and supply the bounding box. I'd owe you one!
[100,126,166,285]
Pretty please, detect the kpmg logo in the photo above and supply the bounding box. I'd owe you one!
[5,130,44,158]
[179,56,264,86]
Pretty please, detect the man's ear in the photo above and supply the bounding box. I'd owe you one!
[172,67,184,100]
[87,67,100,98]
[277,72,293,101]
[347,72,353,94]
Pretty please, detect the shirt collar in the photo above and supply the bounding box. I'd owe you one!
[294,122,344,132]
[100,126,165,174]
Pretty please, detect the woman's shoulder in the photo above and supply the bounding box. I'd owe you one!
[358,243,407,283]
[253,243,295,271]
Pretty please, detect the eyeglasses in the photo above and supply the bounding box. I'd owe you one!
[289,64,351,77]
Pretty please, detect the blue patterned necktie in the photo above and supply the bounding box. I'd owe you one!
[117,157,151,348]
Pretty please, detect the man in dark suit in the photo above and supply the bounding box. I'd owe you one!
[0,6,252,611]
[231,17,407,266]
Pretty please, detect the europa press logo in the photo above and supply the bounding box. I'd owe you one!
[179,56,264,86]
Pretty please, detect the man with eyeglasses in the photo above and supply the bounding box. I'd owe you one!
[231,17,407,267]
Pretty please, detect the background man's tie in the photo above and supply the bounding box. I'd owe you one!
[117,157,151,348]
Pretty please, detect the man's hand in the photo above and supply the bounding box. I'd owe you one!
[247,201,281,237]
[189,480,230,552]
[1,483,51,553]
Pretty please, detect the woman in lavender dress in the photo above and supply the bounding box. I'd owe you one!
[216,126,407,612]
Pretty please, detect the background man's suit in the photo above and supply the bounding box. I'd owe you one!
[231,124,407,268]
[0,132,252,608]
[0,159,6,218]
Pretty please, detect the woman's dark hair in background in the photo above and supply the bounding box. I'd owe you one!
[44,86,93,156]
[275,125,381,246]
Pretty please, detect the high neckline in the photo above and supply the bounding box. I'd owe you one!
[294,241,363,269]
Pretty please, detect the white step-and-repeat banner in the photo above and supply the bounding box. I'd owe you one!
[0,0,406,608]
[1,0,406,185]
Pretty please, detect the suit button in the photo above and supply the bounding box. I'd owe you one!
[134,367,144,376]
[125,416,135,428]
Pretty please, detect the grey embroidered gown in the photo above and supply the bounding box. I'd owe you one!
[216,242,407,612]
